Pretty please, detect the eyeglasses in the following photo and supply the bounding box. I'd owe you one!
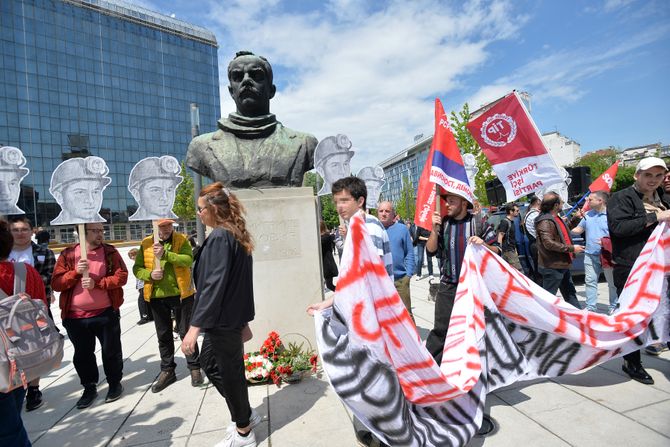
[10,228,31,233]
[86,229,104,234]
[197,205,207,213]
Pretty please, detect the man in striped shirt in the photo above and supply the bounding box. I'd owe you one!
[332,176,393,277]
[425,192,499,364]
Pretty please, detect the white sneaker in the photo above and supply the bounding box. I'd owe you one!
[226,408,262,434]
[214,429,257,447]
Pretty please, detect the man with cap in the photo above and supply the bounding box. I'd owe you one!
[425,190,499,364]
[315,134,355,195]
[133,219,203,392]
[49,156,111,224]
[129,156,182,221]
[0,146,30,215]
[607,156,670,385]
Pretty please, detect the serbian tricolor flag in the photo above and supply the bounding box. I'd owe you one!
[467,91,563,201]
[429,100,475,205]
[414,99,449,231]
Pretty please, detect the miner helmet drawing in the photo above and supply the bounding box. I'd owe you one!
[0,146,30,215]
[357,166,385,209]
[314,134,355,196]
[128,156,183,221]
[49,156,111,225]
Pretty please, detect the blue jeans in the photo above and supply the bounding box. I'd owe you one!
[584,253,618,312]
[415,243,433,276]
[0,387,31,446]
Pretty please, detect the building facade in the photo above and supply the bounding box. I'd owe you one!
[541,131,580,167]
[378,136,431,207]
[1,0,219,241]
[620,143,670,166]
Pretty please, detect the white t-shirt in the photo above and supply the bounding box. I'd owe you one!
[9,246,34,266]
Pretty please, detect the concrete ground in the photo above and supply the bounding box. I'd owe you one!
[23,247,670,446]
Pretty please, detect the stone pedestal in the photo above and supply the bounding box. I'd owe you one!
[234,187,323,350]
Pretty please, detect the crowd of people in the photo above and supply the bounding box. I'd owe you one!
[0,182,258,447]
[2,157,670,447]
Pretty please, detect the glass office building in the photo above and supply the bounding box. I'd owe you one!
[0,0,220,240]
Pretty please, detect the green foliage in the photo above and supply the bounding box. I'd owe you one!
[449,103,495,204]
[303,171,340,228]
[172,161,196,222]
[395,175,415,220]
[612,165,636,192]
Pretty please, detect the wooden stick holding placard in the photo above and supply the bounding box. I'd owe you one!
[435,184,441,216]
[77,223,89,279]
[152,221,161,271]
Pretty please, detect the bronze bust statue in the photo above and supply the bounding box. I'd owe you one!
[187,51,317,188]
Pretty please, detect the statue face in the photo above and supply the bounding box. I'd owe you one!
[322,153,352,184]
[0,171,21,208]
[228,55,276,117]
[60,179,103,220]
[138,178,177,217]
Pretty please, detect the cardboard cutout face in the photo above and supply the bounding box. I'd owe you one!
[357,166,385,210]
[0,146,29,215]
[314,134,354,196]
[128,156,183,221]
[49,156,111,225]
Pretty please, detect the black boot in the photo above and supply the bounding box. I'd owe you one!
[76,384,98,409]
[25,386,43,411]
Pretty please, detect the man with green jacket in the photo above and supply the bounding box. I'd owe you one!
[133,219,202,392]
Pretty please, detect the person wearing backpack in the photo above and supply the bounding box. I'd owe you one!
[0,219,47,447]
[52,222,128,409]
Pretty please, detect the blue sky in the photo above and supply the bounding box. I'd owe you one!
[139,0,669,170]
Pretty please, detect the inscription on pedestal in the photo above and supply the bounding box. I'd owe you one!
[249,219,301,262]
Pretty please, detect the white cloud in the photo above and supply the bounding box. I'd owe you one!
[466,25,669,112]
[603,0,636,12]
[202,0,527,168]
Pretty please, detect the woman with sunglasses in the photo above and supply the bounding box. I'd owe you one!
[181,182,258,447]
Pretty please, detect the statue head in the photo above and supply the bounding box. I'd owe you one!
[227,51,276,117]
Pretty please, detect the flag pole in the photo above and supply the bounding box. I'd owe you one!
[435,184,441,215]
[564,191,590,217]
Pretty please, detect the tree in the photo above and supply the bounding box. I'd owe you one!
[303,171,339,227]
[450,103,495,204]
[395,175,415,220]
[173,161,196,223]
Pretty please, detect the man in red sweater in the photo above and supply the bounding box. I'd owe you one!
[52,223,128,409]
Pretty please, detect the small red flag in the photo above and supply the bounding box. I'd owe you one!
[589,161,619,192]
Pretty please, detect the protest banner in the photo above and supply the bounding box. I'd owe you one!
[314,211,669,447]
[314,134,354,197]
[357,166,385,210]
[467,91,564,201]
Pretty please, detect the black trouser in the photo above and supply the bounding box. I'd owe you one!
[425,282,458,364]
[539,267,581,309]
[63,307,123,387]
[613,265,641,366]
[150,295,200,371]
[199,326,252,429]
[137,289,153,320]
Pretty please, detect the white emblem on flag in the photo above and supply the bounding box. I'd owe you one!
[481,113,517,147]
[603,173,613,188]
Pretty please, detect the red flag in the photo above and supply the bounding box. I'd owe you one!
[466,91,563,200]
[414,99,448,231]
[589,161,619,192]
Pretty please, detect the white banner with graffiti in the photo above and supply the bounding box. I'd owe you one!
[314,213,670,447]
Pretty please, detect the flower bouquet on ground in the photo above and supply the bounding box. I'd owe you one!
[245,331,319,386]
[243,352,274,384]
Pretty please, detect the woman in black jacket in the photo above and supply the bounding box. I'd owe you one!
[181,182,258,447]
[320,221,338,291]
